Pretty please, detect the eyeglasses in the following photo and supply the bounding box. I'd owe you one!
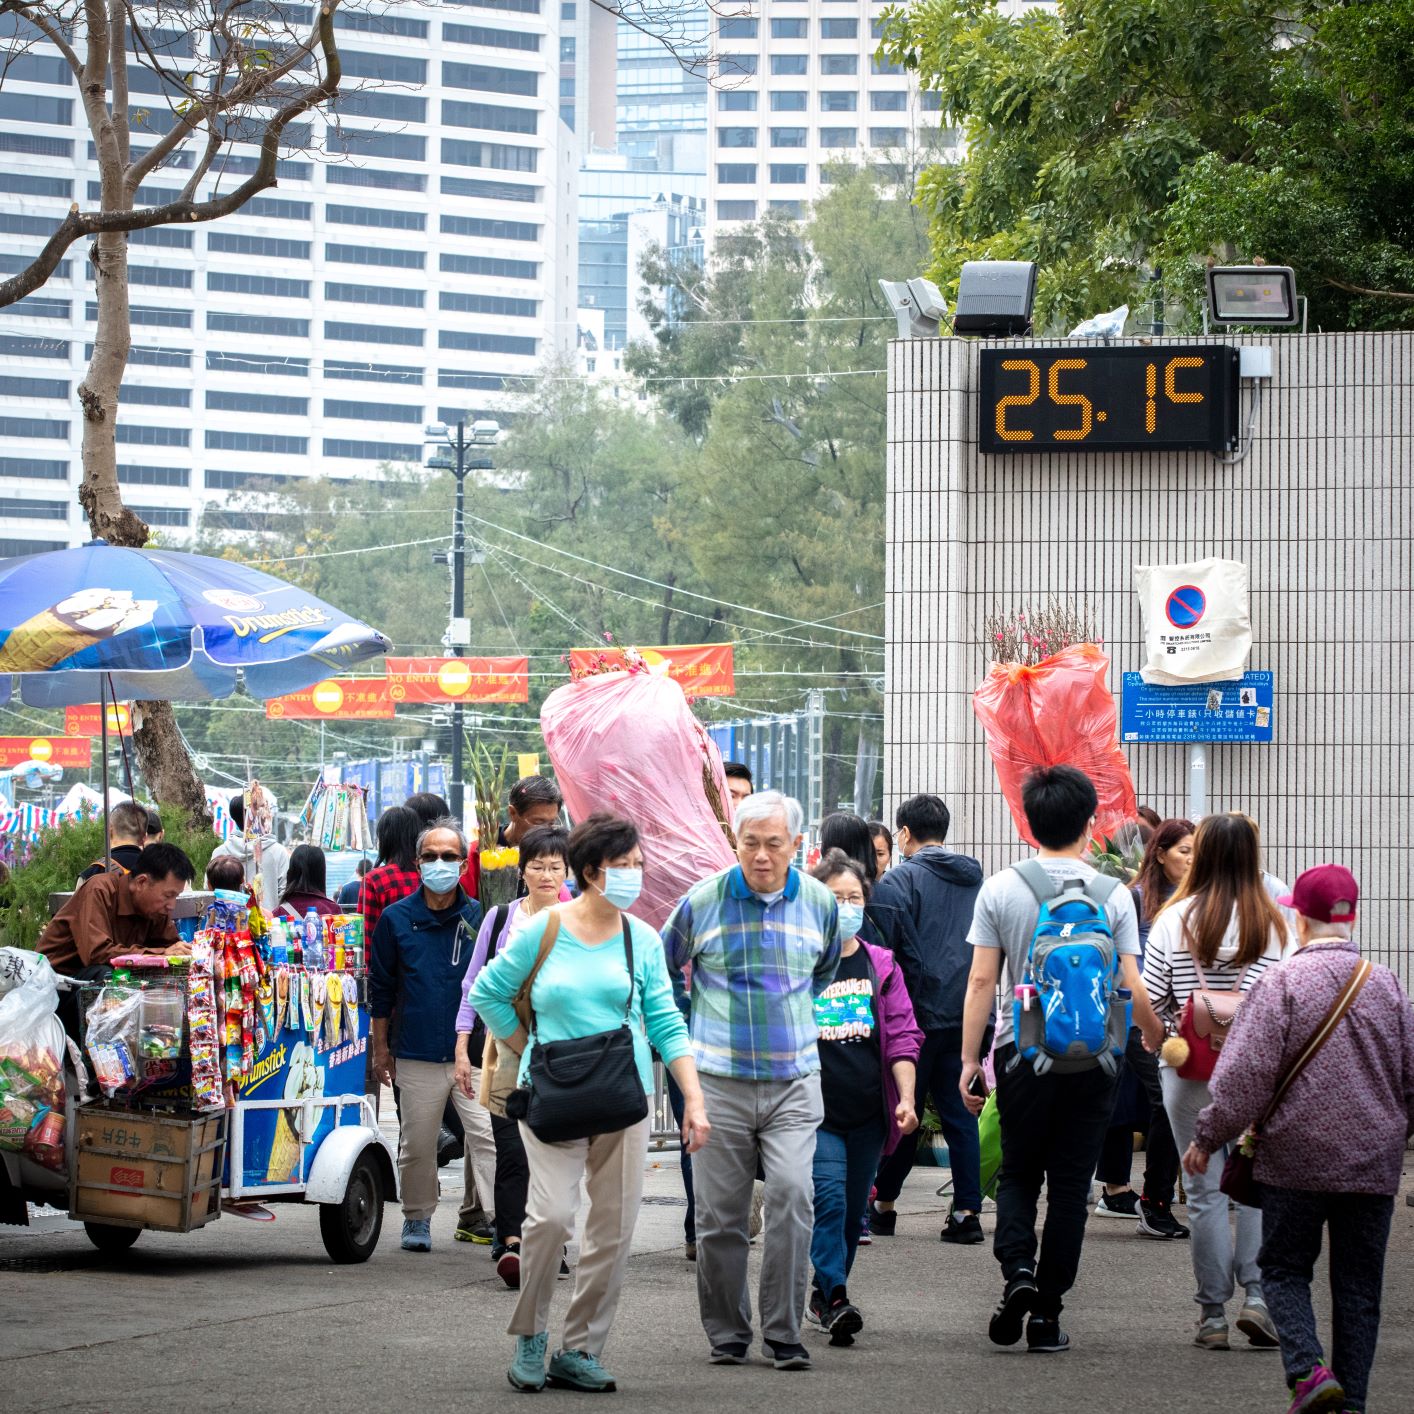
[419,852,465,864]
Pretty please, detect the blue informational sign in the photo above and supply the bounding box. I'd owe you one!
[1121,671,1274,744]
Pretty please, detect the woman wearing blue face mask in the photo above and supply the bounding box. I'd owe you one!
[470,812,711,1394]
[804,850,923,1348]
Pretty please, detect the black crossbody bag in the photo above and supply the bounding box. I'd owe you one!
[519,917,648,1144]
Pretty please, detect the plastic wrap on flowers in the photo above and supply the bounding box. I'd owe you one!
[541,667,736,930]
[972,643,1137,849]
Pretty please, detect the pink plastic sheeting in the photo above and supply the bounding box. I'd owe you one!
[540,668,736,929]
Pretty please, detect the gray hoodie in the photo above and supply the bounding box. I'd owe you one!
[210,833,289,913]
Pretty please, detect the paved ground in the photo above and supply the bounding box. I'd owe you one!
[4,1145,1413,1414]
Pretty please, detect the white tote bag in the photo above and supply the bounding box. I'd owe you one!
[1135,558,1252,685]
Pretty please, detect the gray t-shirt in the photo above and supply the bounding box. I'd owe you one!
[967,856,1140,1048]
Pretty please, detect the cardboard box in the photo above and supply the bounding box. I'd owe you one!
[71,1106,226,1232]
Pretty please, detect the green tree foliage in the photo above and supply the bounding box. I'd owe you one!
[883,0,1414,332]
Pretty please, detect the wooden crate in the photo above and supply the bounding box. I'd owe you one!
[70,1105,227,1233]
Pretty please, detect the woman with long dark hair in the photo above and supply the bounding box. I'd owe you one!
[1094,818,1194,1235]
[276,843,341,918]
[1143,812,1290,1352]
[818,812,879,886]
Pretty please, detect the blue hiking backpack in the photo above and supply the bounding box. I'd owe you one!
[1010,861,1131,1077]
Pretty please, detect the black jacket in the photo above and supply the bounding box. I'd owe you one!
[864,846,984,1034]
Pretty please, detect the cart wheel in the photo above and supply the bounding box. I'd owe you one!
[84,1222,141,1253]
[319,1150,384,1263]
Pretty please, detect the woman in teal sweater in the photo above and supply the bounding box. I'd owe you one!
[471,812,710,1395]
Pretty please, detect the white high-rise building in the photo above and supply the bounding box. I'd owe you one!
[705,0,958,233]
[0,0,579,553]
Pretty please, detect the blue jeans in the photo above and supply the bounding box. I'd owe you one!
[811,1118,887,1300]
[874,1028,984,1212]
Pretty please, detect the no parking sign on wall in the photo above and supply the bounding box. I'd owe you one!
[1136,558,1252,685]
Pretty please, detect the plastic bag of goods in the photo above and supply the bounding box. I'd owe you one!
[541,666,736,930]
[0,949,68,1170]
[972,643,1137,849]
[84,984,144,1097]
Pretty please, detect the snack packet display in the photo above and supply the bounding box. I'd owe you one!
[186,939,225,1111]
[84,985,143,1097]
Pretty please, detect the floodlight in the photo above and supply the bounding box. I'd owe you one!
[952,261,1037,336]
[878,278,946,338]
[1206,266,1299,326]
[471,418,501,443]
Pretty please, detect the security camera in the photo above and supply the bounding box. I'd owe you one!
[906,277,948,322]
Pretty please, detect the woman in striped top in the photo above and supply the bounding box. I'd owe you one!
[1142,812,1292,1353]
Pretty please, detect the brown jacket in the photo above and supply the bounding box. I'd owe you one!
[37,872,180,974]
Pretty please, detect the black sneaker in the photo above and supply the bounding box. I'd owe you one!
[1138,1198,1191,1240]
[1026,1315,1070,1353]
[763,1340,812,1371]
[805,1288,827,1328]
[1094,1189,1141,1219]
[941,1212,985,1245]
[988,1270,1037,1347]
[867,1201,897,1237]
[824,1296,863,1347]
[709,1342,749,1365]
[558,1254,571,1279]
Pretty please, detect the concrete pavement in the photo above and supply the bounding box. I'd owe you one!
[3,1151,1412,1414]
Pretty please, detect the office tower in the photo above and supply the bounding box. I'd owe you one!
[0,0,578,553]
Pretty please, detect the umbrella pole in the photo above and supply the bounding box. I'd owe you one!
[100,674,111,868]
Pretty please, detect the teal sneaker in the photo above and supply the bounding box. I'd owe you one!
[400,1218,431,1253]
[547,1348,617,1392]
[508,1333,549,1392]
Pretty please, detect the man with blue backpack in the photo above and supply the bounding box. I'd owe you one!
[959,766,1163,1354]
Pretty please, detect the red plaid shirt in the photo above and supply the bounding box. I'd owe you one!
[358,863,421,938]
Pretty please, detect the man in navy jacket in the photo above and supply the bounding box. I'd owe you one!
[370,818,488,1253]
[864,794,987,1243]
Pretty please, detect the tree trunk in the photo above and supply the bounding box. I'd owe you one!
[77,115,209,828]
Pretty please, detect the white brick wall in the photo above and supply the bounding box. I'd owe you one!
[886,332,1414,975]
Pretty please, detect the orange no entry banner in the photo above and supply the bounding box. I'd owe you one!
[386,656,530,704]
[266,678,395,720]
[0,736,93,767]
[65,703,132,737]
[568,644,735,698]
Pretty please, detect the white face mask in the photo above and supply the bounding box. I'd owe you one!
[836,902,864,940]
[600,867,643,910]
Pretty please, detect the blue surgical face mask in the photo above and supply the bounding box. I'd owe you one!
[837,902,864,940]
[420,859,462,894]
[600,866,643,911]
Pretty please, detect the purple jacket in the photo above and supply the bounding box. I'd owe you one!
[857,941,924,1156]
[1194,939,1414,1195]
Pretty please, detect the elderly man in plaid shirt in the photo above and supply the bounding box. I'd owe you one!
[664,790,843,1371]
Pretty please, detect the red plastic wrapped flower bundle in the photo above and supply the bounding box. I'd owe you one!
[541,655,735,929]
[973,608,1136,848]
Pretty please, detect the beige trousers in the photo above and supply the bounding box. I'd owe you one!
[396,1058,496,1224]
[508,1116,650,1357]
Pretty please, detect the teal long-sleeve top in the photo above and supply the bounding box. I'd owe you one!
[469,909,691,1094]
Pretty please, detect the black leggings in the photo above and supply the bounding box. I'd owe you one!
[492,1113,529,1246]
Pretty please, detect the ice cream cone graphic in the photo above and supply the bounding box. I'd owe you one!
[0,588,159,673]
[264,1108,302,1184]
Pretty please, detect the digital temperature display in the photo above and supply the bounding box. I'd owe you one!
[978,345,1240,454]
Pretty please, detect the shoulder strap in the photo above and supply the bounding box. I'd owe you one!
[1258,958,1372,1129]
[1083,873,1120,907]
[621,916,636,1021]
[514,911,561,1035]
[1013,859,1060,904]
[487,904,511,960]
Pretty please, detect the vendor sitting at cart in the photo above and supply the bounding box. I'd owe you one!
[39,842,196,978]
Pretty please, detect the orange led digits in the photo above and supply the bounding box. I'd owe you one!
[995,359,1040,441]
[1047,358,1092,440]
[1145,363,1157,434]
[1165,356,1205,404]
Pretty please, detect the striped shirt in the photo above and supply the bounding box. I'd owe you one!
[1142,896,1289,1062]
[662,864,843,1082]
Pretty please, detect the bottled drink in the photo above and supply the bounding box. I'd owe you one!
[304,909,322,969]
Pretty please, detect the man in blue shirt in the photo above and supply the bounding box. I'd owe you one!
[369,819,489,1253]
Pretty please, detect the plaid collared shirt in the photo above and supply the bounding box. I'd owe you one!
[662,864,843,1082]
[359,863,421,938]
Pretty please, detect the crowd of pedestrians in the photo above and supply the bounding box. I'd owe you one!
[345,768,1413,1412]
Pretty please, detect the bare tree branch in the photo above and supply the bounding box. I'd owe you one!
[1324,275,1414,304]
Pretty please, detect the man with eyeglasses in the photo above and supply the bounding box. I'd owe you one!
[369,818,493,1253]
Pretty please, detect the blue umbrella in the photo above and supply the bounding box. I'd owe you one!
[0,540,390,706]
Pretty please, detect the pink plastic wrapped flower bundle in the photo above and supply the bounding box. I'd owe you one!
[540,662,735,929]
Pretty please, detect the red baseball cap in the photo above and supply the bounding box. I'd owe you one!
[1278,865,1359,924]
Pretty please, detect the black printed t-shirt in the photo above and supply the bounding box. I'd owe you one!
[814,946,882,1133]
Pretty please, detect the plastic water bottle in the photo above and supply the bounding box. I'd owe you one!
[304,909,322,969]
[268,918,288,968]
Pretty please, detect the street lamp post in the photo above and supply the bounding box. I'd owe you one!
[425,418,499,828]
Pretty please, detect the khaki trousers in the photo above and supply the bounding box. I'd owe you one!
[396,1058,496,1224]
[508,1116,650,1357]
